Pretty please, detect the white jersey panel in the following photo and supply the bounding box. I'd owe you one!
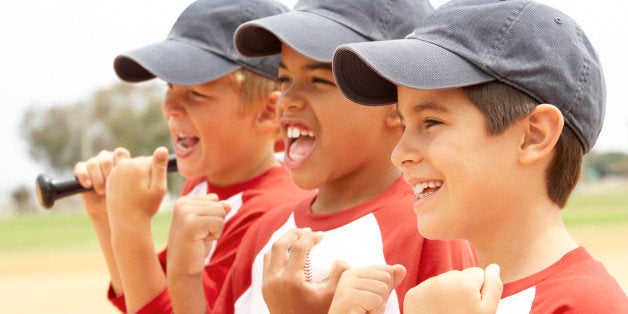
[496,286,535,314]
[187,181,208,196]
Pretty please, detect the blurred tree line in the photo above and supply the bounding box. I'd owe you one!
[10,81,628,213]
[13,81,184,214]
[583,150,628,180]
[22,82,169,170]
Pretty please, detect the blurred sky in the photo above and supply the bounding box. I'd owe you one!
[0,0,626,201]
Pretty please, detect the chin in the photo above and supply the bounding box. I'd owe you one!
[290,172,321,191]
[177,166,195,179]
[176,160,206,179]
[416,217,453,240]
[417,225,440,240]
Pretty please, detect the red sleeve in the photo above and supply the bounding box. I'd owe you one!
[533,277,628,313]
[107,285,127,313]
[136,288,173,314]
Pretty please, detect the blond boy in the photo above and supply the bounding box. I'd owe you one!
[74,0,312,313]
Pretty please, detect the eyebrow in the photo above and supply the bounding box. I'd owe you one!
[411,102,449,114]
[305,62,332,71]
[278,61,332,72]
[399,101,449,121]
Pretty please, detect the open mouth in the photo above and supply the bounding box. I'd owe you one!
[285,125,315,162]
[412,181,443,199]
[175,132,200,154]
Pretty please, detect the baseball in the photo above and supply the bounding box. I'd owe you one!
[304,235,343,284]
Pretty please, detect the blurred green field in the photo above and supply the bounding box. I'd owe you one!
[562,186,628,224]
[1,185,626,252]
[0,209,173,253]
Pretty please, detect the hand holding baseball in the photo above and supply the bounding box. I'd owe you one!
[403,264,502,314]
[262,228,349,313]
[329,264,406,314]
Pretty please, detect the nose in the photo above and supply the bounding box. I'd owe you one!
[391,130,422,168]
[162,86,184,117]
[278,88,306,112]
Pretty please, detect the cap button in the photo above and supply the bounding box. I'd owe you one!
[554,17,563,24]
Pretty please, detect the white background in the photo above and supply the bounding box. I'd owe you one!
[0,0,626,202]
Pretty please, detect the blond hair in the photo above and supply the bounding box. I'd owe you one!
[229,67,282,142]
[229,68,279,112]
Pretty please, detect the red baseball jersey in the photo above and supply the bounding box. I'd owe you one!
[107,165,313,313]
[498,247,628,313]
[213,176,478,314]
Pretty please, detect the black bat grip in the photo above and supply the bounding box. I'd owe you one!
[36,154,178,209]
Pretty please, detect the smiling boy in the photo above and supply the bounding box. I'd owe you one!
[190,0,479,313]
[329,0,628,312]
[73,0,314,313]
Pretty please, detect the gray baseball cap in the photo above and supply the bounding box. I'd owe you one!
[333,0,605,153]
[113,0,288,85]
[234,0,434,62]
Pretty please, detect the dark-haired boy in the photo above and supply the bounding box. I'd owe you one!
[195,0,477,313]
[330,0,628,312]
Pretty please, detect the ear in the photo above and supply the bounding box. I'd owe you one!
[518,104,564,165]
[385,104,402,128]
[255,90,280,134]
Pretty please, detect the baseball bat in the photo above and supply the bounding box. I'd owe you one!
[35,154,178,209]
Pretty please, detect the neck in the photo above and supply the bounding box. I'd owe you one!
[208,148,279,187]
[471,204,578,283]
[312,163,401,215]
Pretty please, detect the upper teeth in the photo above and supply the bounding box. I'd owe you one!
[287,126,314,139]
[177,132,191,139]
[413,181,442,198]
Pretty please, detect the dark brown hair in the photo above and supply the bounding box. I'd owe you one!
[463,81,582,208]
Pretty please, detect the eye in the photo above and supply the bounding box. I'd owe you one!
[191,89,210,98]
[277,75,291,84]
[399,116,407,131]
[311,76,335,86]
[424,118,443,128]
[277,75,292,91]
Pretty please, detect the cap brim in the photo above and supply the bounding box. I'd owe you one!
[333,39,495,105]
[114,39,241,86]
[235,11,369,62]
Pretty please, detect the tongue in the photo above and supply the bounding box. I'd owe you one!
[289,136,315,158]
[179,137,199,149]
